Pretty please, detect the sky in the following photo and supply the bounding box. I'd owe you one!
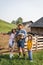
[0,0,43,23]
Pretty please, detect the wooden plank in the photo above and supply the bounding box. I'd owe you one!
[37,48,43,50]
[37,44,43,47]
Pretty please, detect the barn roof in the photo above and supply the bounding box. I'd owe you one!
[30,17,43,27]
[22,21,33,25]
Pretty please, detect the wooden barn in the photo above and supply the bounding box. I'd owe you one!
[30,17,43,35]
[22,21,33,32]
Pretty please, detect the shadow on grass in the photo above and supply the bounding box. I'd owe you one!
[0,54,27,61]
[0,54,10,60]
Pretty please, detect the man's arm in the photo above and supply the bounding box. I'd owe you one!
[24,30,27,38]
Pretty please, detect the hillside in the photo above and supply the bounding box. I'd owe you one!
[0,19,17,33]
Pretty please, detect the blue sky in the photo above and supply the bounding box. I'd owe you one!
[0,0,43,23]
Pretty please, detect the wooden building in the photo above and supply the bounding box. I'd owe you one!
[30,17,43,35]
[22,21,33,32]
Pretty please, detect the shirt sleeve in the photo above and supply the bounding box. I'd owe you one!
[23,30,27,38]
[10,34,14,39]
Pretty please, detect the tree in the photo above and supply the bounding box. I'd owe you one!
[11,20,16,24]
[16,17,23,24]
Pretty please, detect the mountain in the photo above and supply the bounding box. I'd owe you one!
[0,19,17,33]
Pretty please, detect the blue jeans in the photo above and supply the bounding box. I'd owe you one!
[28,50,32,60]
[17,39,25,48]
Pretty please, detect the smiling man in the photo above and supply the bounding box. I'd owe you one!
[16,23,27,58]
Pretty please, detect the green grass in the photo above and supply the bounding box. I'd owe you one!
[0,20,17,33]
[0,50,43,65]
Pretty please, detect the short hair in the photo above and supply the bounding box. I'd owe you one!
[18,23,23,27]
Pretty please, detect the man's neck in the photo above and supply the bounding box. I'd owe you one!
[19,29,22,30]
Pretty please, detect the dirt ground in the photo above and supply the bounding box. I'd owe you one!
[0,33,18,53]
[0,34,9,48]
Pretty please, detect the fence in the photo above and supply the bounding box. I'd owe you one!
[24,36,43,51]
[0,34,43,53]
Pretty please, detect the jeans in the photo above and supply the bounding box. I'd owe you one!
[17,39,25,48]
[28,50,32,60]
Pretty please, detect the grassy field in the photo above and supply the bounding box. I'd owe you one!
[0,20,16,33]
[0,50,43,65]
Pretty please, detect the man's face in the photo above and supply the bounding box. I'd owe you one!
[18,25,22,30]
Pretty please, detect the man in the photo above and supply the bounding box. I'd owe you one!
[16,23,27,58]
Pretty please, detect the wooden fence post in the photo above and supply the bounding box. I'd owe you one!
[35,35,38,51]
